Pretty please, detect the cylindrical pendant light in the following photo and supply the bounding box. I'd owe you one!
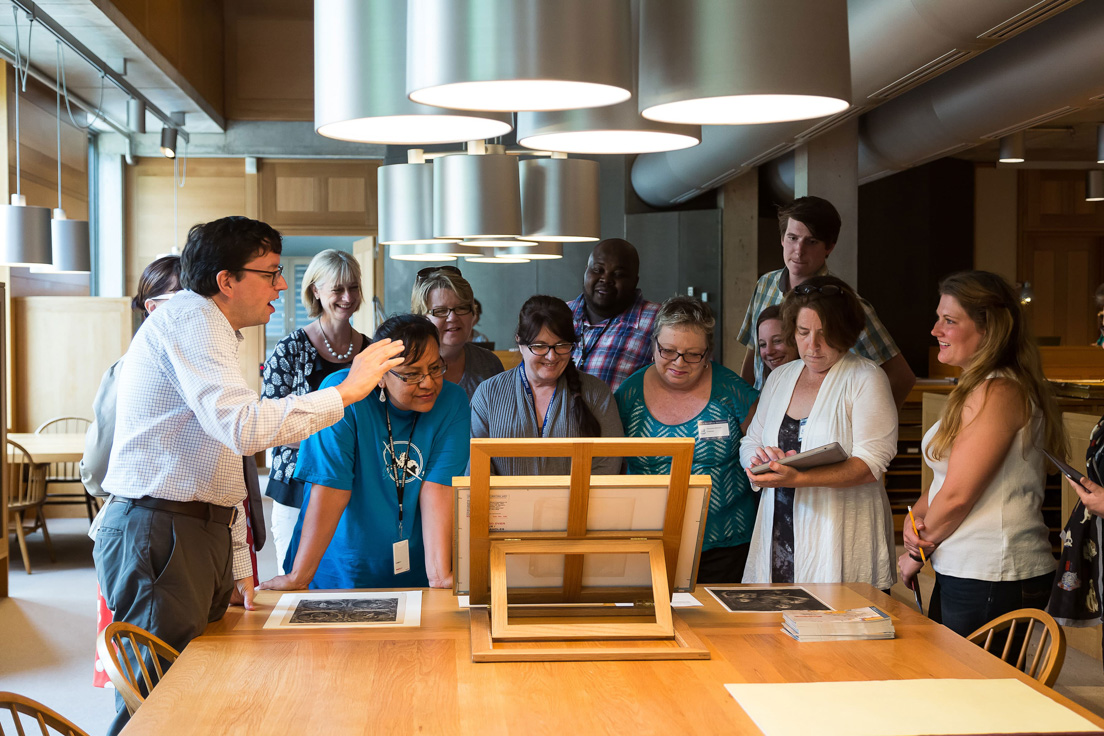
[0,194,51,267]
[316,0,512,144]
[47,213,91,273]
[463,251,531,264]
[160,126,178,158]
[1087,170,1104,202]
[407,0,633,112]
[1097,124,1104,165]
[998,132,1026,163]
[639,0,851,125]
[498,243,562,260]
[127,98,146,134]
[434,145,522,239]
[378,151,460,245]
[520,156,600,242]
[517,2,700,155]
[458,237,537,249]
[389,243,458,262]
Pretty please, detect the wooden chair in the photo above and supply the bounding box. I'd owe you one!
[966,608,1067,687]
[97,622,181,715]
[5,440,55,574]
[0,691,90,736]
[34,417,96,522]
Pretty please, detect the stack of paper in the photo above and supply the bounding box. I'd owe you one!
[782,606,894,642]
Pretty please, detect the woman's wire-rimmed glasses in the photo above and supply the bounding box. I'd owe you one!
[240,265,284,286]
[389,362,448,384]
[526,342,575,356]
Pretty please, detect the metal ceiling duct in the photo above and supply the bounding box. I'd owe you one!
[631,0,1083,207]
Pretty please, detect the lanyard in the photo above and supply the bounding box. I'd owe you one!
[519,367,557,438]
[383,400,419,538]
[576,319,611,368]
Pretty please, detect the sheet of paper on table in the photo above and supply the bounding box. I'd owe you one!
[455,592,702,608]
[264,591,422,629]
[724,678,1102,736]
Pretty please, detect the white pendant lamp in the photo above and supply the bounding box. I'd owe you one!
[41,44,90,274]
[379,150,460,245]
[1097,124,1104,165]
[998,132,1026,164]
[407,0,633,112]
[517,3,700,155]
[458,237,537,249]
[1087,170,1104,203]
[520,155,600,242]
[639,0,851,125]
[316,0,512,144]
[0,13,52,268]
[433,143,522,239]
[463,251,531,264]
[497,243,562,260]
[388,243,458,262]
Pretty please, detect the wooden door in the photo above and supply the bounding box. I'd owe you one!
[1021,232,1103,346]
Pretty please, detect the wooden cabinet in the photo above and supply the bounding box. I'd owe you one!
[258,160,380,235]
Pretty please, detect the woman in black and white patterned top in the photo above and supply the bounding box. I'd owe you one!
[262,249,368,573]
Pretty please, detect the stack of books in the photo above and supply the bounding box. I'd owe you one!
[782,606,895,642]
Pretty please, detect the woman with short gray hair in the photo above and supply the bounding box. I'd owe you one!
[615,296,759,583]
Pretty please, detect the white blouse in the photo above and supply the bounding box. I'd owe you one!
[739,352,899,588]
[923,377,1056,582]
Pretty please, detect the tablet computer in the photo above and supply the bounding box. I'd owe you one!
[749,442,848,475]
[1043,449,1086,486]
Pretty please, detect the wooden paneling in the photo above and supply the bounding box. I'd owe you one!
[0,282,7,595]
[12,297,131,432]
[258,160,379,235]
[124,156,264,395]
[1062,412,1100,526]
[224,0,313,121]
[1021,233,1102,346]
[1020,170,1104,231]
[94,0,225,119]
[929,346,1104,381]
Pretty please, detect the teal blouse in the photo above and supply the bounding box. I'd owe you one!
[615,363,759,551]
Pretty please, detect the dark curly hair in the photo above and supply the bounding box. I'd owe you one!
[180,216,283,297]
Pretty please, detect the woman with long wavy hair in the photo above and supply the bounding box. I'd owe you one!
[901,270,1067,637]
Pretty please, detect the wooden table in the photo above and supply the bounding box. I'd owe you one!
[120,585,1104,735]
[7,432,86,464]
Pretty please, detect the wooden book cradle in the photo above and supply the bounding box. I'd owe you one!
[463,437,712,662]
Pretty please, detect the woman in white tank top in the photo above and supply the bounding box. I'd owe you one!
[900,271,1066,637]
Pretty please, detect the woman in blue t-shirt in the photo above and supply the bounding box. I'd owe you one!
[260,314,470,590]
[615,296,759,584]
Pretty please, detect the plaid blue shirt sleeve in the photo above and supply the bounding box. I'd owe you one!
[103,292,344,579]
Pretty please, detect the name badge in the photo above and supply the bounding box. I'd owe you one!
[697,420,730,439]
[393,539,411,575]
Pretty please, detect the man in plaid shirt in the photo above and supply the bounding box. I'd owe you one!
[567,239,660,392]
[737,196,915,408]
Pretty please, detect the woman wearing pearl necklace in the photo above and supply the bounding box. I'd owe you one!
[262,249,368,573]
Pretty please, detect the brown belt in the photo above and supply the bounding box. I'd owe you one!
[127,496,237,527]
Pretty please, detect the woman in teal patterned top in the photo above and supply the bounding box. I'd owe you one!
[615,296,759,583]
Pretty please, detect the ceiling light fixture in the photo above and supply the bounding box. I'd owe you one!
[407,0,633,112]
[316,0,512,144]
[998,132,1026,164]
[1097,124,1104,165]
[127,98,145,134]
[497,243,562,260]
[160,125,178,158]
[520,155,600,242]
[517,3,700,154]
[0,7,51,268]
[434,142,522,239]
[1087,170,1104,202]
[42,41,89,274]
[458,237,538,249]
[379,150,460,245]
[388,243,458,262]
[463,253,532,264]
[638,0,850,125]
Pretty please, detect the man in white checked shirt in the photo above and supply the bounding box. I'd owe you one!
[94,217,404,735]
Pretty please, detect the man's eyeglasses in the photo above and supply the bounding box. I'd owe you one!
[654,341,706,364]
[389,363,448,384]
[526,342,575,356]
[416,265,462,284]
[428,304,473,318]
[792,283,844,297]
[240,265,284,286]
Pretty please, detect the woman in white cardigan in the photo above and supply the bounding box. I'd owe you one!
[740,276,898,589]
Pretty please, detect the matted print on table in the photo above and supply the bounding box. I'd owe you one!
[705,586,831,613]
[263,591,423,629]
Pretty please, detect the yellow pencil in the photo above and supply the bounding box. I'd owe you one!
[907,505,926,563]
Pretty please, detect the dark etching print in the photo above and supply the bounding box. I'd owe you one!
[289,597,400,624]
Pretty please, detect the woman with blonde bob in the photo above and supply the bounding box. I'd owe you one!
[263,249,369,573]
[411,266,503,399]
[901,270,1066,637]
